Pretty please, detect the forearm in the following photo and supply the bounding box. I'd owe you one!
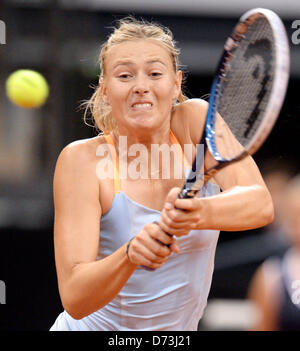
[61,243,137,320]
[198,185,274,231]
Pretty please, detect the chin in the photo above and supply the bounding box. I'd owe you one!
[130,116,156,130]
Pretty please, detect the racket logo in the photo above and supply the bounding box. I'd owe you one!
[243,39,272,137]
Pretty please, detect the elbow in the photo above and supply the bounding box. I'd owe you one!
[60,289,107,321]
[64,306,86,321]
[60,290,90,321]
[259,186,275,227]
[62,297,86,321]
[261,201,274,227]
[63,299,97,320]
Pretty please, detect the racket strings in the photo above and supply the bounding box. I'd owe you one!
[216,17,275,160]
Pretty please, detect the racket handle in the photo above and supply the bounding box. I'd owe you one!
[142,189,198,272]
[178,187,198,199]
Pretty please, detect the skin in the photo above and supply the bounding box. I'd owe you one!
[53,39,274,319]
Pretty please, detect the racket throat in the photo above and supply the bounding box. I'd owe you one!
[179,160,228,199]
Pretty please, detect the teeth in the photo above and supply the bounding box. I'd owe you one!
[132,103,151,108]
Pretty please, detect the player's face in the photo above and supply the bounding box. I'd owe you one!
[101,40,182,133]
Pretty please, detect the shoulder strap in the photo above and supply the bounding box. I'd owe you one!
[169,130,190,167]
[102,134,121,194]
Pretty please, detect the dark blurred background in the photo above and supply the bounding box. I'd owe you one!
[0,0,300,331]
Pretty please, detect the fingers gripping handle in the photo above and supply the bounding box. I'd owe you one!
[140,221,172,271]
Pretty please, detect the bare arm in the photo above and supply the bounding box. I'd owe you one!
[53,143,137,320]
[161,99,274,235]
[194,155,274,231]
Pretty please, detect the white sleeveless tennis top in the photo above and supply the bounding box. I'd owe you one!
[50,131,220,331]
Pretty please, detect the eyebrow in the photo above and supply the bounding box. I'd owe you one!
[112,59,167,70]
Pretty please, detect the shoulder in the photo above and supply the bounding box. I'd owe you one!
[53,136,107,210]
[171,98,208,145]
[54,136,105,185]
[55,136,104,169]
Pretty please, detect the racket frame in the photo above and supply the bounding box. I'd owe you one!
[180,8,290,199]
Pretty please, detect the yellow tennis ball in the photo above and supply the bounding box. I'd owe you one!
[6,69,49,108]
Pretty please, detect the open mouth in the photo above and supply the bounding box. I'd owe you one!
[131,102,153,110]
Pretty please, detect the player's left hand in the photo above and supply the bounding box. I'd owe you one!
[159,187,205,236]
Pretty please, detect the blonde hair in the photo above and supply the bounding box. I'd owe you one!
[83,17,187,134]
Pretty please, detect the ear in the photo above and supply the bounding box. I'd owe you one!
[173,70,183,100]
[100,78,109,105]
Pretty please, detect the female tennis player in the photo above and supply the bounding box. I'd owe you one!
[50,17,274,331]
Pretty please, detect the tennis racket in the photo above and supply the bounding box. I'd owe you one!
[144,8,289,271]
[179,7,290,199]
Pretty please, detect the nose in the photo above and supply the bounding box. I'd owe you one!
[133,74,150,95]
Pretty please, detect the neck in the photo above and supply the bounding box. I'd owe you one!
[109,126,184,181]
[113,126,171,151]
